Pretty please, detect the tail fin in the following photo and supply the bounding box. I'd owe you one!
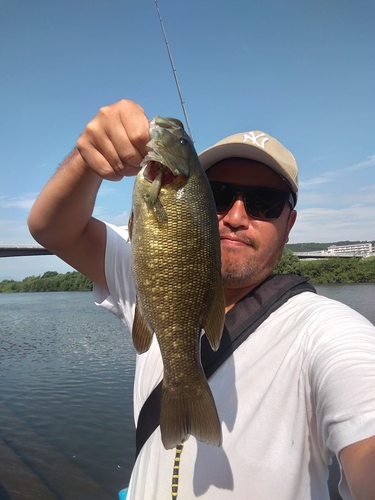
[159,377,222,450]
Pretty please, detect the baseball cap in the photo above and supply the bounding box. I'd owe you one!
[199,130,299,200]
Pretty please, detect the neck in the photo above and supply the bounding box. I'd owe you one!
[224,273,274,313]
[224,286,256,313]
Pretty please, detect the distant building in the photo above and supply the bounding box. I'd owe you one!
[326,243,373,257]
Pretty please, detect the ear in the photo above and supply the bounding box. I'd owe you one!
[285,210,297,243]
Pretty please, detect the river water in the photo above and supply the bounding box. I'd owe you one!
[0,283,374,499]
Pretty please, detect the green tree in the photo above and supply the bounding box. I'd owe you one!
[0,271,92,293]
[274,250,302,275]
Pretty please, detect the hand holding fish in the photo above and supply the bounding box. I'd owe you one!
[76,99,150,181]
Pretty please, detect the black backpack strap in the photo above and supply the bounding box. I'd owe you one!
[202,274,315,378]
[135,274,315,459]
[135,381,162,458]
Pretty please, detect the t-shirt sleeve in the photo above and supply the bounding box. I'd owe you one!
[307,298,375,459]
[93,222,136,332]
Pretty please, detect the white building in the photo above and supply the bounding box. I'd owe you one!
[327,243,373,257]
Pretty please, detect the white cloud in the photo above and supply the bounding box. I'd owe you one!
[92,205,108,218]
[290,205,375,243]
[97,185,117,197]
[311,154,337,162]
[1,207,129,247]
[0,255,74,281]
[0,219,34,244]
[92,207,129,226]
[104,211,129,226]
[301,154,375,190]
[300,171,338,188]
[0,195,36,210]
[299,189,375,207]
[360,184,375,192]
[344,154,375,172]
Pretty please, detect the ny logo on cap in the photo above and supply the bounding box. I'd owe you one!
[243,132,269,149]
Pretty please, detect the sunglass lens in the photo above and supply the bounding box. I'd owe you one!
[210,183,235,213]
[209,182,289,220]
[245,189,286,220]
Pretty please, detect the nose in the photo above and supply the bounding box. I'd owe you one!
[220,194,249,228]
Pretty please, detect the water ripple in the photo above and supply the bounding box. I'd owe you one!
[0,291,136,496]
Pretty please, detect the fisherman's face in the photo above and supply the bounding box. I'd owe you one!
[206,158,297,291]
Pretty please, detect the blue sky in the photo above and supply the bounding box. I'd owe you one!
[1,0,374,280]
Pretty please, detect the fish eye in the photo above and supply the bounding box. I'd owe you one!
[179,137,189,145]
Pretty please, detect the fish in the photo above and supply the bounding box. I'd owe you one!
[128,116,225,450]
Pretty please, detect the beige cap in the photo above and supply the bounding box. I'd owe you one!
[199,130,299,199]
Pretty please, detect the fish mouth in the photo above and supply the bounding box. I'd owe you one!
[140,116,190,203]
[143,161,177,186]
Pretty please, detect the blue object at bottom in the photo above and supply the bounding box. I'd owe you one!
[118,488,128,500]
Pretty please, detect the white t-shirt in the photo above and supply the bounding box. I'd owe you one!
[94,223,375,500]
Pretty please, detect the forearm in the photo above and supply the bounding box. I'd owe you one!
[28,100,149,287]
[28,148,103,251]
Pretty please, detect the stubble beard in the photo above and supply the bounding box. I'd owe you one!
[221,236,286,290]
[221,252,263,289]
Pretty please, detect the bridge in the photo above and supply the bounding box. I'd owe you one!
[0,246,365,259]
[294,252,359,260]
[0,245,52,258]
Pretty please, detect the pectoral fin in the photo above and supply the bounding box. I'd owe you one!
[132,299,154,353]
[128,210,134,240]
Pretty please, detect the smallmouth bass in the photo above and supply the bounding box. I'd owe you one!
[128,116,225,449]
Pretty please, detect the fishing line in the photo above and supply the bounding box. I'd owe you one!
[153,0,194,141]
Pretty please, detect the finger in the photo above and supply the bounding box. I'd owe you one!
[77,100,150,180]
[77,132,123,181]
[99,100,150,171]
[89,101,149,176]
[102,122,144,176]
[117,100,150,159]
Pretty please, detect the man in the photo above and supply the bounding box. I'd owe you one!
[28,99,375,499]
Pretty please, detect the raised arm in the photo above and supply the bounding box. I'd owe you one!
[27,99,149,289]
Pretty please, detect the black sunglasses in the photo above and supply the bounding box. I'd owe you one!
[209,181,295,221]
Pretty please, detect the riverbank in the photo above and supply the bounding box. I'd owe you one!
[0,271,92,293]
[1,253,375,293]
[275,251,375,284]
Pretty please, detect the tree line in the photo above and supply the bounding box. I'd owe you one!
[1,254,375,293]
[0,271,92,293]
[275,251,375,284]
